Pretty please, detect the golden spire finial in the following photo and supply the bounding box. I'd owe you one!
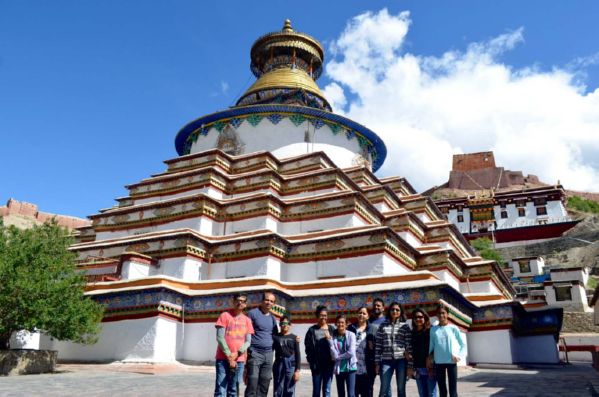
[283,19,293,32]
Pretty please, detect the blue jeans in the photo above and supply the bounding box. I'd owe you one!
[214,360,244,397]
[414,368,438,397]
[435,364,457,397]
[379,359,407,397]
[273,355,296,397]
[311,368,333,397]
[336,371,356,397]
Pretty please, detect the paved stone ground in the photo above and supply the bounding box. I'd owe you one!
[1,362,598,396]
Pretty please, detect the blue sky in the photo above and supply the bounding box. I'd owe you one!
[1,1,598,218]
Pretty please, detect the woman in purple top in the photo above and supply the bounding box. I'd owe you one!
[327,315,357,397]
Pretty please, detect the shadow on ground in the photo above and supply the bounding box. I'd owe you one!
[460,364,597,396]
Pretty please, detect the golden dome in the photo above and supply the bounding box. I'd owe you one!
[243,68,324,98]
[236,20,331,111]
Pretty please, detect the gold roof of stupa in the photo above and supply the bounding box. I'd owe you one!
[237,20,330,110]
[242,67,325,98]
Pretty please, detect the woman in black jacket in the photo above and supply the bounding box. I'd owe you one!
[304,305,336,397]
[410,307,437,397]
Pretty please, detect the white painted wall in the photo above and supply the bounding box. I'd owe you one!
[510,257,544,277]
[10,330,41,350]
[190,118,369,170]
[461,280,499,294]
[467,329,513,364]
[178,322,314,364]
[155,257,204,281]
[48,315,561,365]
[445,199,568,232]
[545,284,590,312]
[51,317,180,363]
[121,261,151,280]
[397,231,423,248]
[447,209,470,234]
[550,268,588,285]
[496,200,568,230]
[431,269,461,291]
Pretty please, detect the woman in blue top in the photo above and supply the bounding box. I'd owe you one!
[428,305,466,397]
[327,315,357,397]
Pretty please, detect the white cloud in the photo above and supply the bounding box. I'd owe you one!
[324,9,599,192]
[220,81,229,95]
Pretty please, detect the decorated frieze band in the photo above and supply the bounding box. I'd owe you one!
[74,227,419,269]
[93,285,521,333]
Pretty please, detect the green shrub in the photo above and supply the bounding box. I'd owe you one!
[567,196,599,214]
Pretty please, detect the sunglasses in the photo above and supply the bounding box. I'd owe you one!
[414,316,424,319]
[390,308,401,312]
[280,322,290,326]
[235,299,247,303]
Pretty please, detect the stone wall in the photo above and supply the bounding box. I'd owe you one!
[452,152,496,172]
[562,312,598,333]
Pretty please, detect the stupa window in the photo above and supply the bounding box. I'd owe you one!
[536,206,547,216]
[518,208,526,217]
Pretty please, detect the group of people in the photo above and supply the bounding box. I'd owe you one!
[214,293,465,397]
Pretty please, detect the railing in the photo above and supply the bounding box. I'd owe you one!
[494,216,573,230]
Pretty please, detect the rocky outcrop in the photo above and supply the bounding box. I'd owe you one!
[0,350,57,376]
[0,198,90,230]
